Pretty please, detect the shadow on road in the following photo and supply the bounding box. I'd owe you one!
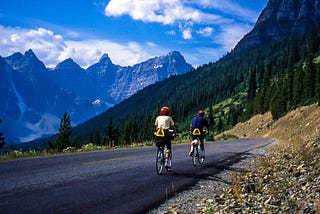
[171,151,256,185]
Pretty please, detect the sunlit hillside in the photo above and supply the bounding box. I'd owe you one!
[220,103,320,144]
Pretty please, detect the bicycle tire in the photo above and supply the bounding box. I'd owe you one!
[192,146,198,167]
[198,148,205,164]
[156,148,164,175]
[166,152,172,172]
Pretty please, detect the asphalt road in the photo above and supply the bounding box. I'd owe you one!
[0,138,274,213]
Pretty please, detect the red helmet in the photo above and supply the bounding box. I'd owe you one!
[160,106,169,115]
[198,109,205,116]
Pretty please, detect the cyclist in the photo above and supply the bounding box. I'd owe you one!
[154,106,176,170]
[189,109,210,156]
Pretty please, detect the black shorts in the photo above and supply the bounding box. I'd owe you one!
[155,130,172,150]
[191,134,205,141]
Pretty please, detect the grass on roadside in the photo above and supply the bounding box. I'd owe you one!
[0,134,191,161]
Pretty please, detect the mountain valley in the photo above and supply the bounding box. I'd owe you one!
[0,50,193,143]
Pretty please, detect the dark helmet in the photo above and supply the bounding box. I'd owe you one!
[160,106,169,115]
[198,109,205,116]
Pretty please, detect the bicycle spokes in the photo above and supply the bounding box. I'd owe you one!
[156,149,164,175]
[191,141,205,167]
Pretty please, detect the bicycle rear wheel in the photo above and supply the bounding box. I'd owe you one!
[191,146,198,167]
[198,148,205,164]
[156,148,164,175]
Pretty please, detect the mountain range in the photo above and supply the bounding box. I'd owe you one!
[0,50,193,143]
[4,0,320,150]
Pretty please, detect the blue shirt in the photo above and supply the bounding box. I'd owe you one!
[191,116,209,130]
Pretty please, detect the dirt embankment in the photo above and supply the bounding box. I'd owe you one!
[223,103,320,144]
[208,103,320,213]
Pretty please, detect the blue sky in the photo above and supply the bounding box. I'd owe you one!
[0,0,267,68]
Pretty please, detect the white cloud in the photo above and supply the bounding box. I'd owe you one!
[0,25,167,68]
[215,23,252,52]
[0,26,67,67]
[192,0,259,22]
[104,0,228,25]
[182,29,192,40]
[166,30,176,35]
[184,47,223,67]
[103,0,254,43]
[196,27,214,37]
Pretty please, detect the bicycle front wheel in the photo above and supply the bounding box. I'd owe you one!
[156,148,164,175]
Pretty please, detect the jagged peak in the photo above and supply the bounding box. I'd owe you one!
[166,50,188,63]
[23,49,43,65]
[99,53,113,64]
[4,49,45,71]
[167,50,182,57]
[60,58,75,65]
[6,52,24,62]
[55,58,82,70]
[24,49,37,58]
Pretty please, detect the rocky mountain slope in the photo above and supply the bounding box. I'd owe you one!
[86,51,193,102]
[234,0,320,52]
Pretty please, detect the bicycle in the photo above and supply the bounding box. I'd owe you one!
[190,131,206,167]
[154,129,175,175]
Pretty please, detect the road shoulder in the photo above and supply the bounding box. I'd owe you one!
[147,145,270,213]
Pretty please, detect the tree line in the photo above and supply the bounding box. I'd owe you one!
[245,28,320,120]
[0,119,6,151]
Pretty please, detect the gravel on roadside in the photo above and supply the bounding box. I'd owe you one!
[147,147,268,214]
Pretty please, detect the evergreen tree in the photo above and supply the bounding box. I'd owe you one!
[247,68,257,115]
[122,122,132,145]
[285,64,294,109]
[253,93,263,114]
[315,63,320,105]
[47,139,54,151]
[248,68,257,102]
[113,128,120,147]
[207,106,215,130]
[227,103,239,126]
[55,112,72,152]
[130,121,138,144]
[89,133,94,144]
[71,136,78,148]
[104,117,114,147]
[0,119,6,150]
[270,86,287,120]
[216,112,224,132]
[95,130,101,146]
[303,55,315,99]
[292,66,304,107]
[261,66,272,113]
[138,114,154,142]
